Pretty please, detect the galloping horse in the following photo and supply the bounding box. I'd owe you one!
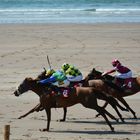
[17,69,128,122]
[84,68,140,118]
[13,77,117,131]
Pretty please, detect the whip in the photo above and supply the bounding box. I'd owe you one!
[47,55,52,70]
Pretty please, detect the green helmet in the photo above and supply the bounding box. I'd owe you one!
[61,63,70,71]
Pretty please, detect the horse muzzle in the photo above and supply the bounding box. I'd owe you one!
[13,90,20,97]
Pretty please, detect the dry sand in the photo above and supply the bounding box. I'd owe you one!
[0,23,140,140]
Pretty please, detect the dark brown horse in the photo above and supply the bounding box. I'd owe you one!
[84,68,140,118]
[13,77,117,132]
[17,69,128,122]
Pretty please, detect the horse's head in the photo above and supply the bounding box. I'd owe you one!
[37,68,47,80]
[86,68,114,82]
[36,68,53,81]
[84,68,102,81]
[14,77,35,97]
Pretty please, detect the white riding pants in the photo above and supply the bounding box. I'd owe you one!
[67,75,83,82]
[116,71,132,79]
[52,79,70,87]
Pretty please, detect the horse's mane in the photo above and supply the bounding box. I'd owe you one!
[91,68,114,81]
[36,69,47,80]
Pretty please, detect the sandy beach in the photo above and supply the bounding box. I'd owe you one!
[0,23,140,140]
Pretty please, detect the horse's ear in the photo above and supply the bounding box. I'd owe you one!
[43,67,46,73]
[25,77,33,81]
[92,68,96,72]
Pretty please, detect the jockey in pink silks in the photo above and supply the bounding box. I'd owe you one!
[102,59,133,79]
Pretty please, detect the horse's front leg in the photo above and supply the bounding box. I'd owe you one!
[40,108,51,131]
[95,101,108,117]
[18,103,42,119]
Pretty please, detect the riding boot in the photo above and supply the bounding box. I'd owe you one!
[113,78,125,92]
[50,85,61,96]
[104,78,124,92]
[116,78,124,86]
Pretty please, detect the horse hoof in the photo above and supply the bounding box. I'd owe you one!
[39,128,49,132]
[111,127,115,132]
[60,119,65,122]
[95,113,100,118]
[116,118,119,123]
[56,119,65,122]
[121,118,125,123]
[124,108,129,112]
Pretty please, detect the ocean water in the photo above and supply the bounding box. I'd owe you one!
[0,0,140,23]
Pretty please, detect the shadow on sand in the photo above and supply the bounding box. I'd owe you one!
[64,118,140,125]
[51,129,133,135]
[48,117,140,135]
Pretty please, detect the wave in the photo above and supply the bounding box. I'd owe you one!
[0,2,140,23]
[84,7,140,12]
[84,8,96,12]
[0,7,140,12]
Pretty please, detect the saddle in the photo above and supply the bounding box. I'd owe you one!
[59,81,82,97]
[50,82,81,98]
[47,85,71,98]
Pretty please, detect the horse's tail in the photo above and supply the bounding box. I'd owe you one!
[135,76,140,89]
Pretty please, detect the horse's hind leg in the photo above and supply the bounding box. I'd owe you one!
[95,94,125,122]
[101,107,119,122]
[59,107,67,122]
[112,98,128,112]
[85,94,114,131]
[18,103,42,119]
[107,101,124,122]
[95,106,115,132]
[102,97,125,122]
[117,97,137,119]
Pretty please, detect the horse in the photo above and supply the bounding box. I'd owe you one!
[13,77,118,132]
[84,68,140,118]
[17,69,128,122]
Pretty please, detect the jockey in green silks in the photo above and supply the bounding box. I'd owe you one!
[38,69,70,87]
[38,63,83,97]
[38,63,83,88]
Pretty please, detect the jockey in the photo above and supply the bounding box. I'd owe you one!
[102,59,133,88]
[38,63,83,97]
[61,63,83,82]
[102,59,132,79]
[38,70,70,87]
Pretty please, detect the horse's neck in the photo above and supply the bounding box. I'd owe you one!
[96,71,102,77]
[94,70,114,81]
[31,83,44,97]
[81,79,89,87]
[104,75,114,81]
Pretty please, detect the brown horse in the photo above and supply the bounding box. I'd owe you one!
[17,69,128,122]
[84,68,140,118]
[13,77,117,132]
